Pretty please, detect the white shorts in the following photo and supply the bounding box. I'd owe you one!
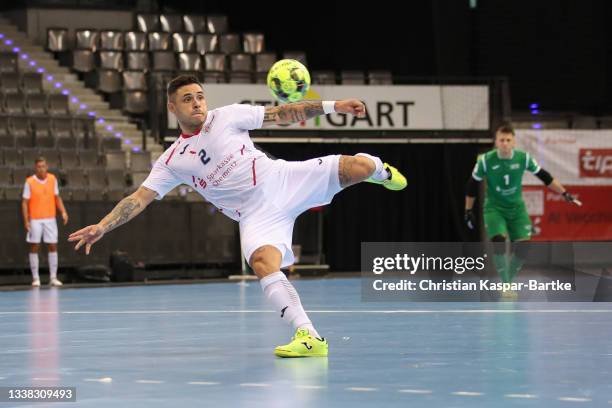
[240,155,342,268]
[27,218,58,244]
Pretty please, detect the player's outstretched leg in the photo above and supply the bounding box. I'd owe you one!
[338,153,407,190]
[251,245,328,358]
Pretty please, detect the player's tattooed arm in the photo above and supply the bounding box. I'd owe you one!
[262,101,324,126]
[99,186,157,233]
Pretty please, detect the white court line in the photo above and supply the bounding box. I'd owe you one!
[240,383,271,388]
[0,309,611,315]
[398,389,433,394]
[505,394,538,399]
[136,380,164,384]
[346,387,378,392]
[558,397,592,402]
[452,391,484,396]
[84,377,112,383]
[32,377,59,381]
[188,381,220,386]
[295,385,326,390]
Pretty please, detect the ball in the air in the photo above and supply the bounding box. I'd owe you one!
[266,59,311,103]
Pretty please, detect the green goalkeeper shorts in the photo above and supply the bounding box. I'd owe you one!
[484,204,532,241]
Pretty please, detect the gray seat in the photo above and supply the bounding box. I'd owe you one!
[2,148,22,166]
[203,53,226,72]
[99,51,124,70]
[160,14,183,33]
[130,151,151,172]
[242,33,264,54]
[72,49,96,73]
[106,169,126,190]
[125,51,150,71]
[0,134,15,148]
[4,92,24,114]
[229,53,253,72]
[152,51,176,71]
[123,91,148,114]
[125,32,147,51]
[283,51,307,65]
[22,73,43,95]
[100,137,121,151]
[104,151,126,169]
[38,149,61,168]
[35,134,55,149]
[87,168,107,189]
[57,137,78,150]
[177,52,202,71]
[0,52,18,73]
[59,149,79,168]
[0,116,9,137]
[202,71,226,83]
[255,52,276,73]
[12,167,32,186]
[75,29,99,51]
[22,149,41,168]
[136,14,160,32]
[122,70,147,91]
[65,168,88,188]
[79,150,100,168]
[183,15,207,33]
[130,171,149,187]
[341,70,365,85]
[0,165,12,186]
[1,73,21,94]
[228,72,252,84]
[47,28,69,52]
[195,33,218,54]
[10,118,31,139]
[100,30,124,51]
[48,94,70,116]
[172,33,195,52]
[368,70,392,85]
[312,70,336,84]
[51,117,73,138]
[206,15,228,33]
[219,33,241,54]
[97,69,122,93]
[147,32,171,51]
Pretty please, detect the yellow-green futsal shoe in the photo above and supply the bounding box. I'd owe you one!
[366,163,407,191]
[274,328,328,358]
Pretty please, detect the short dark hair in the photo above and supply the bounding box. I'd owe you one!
[35,156,46,165]
[495,122,515,136]
[167,75,202,100]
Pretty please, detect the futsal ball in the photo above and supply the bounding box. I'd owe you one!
[266,59,311,103]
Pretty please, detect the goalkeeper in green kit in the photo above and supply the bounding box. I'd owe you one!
[464,124,581,288]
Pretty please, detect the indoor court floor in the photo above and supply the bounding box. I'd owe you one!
[1,277,611,407]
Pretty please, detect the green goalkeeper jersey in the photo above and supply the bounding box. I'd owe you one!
[472,148,540,209]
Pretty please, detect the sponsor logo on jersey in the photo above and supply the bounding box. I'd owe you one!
[492,165,500,170]
[510,163,520,169]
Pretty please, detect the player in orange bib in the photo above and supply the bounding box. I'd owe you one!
[21,156,69,287]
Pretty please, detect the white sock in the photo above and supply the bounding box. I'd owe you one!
[29,253,39,281]
[48,252,58,280]
[260,271,321,338]
[356,153,389,181]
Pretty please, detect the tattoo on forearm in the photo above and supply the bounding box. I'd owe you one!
[263,101,324,125]
[338,156,357,188]
[100,197,142,233]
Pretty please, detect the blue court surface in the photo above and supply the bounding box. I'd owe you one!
[1,277,612,407]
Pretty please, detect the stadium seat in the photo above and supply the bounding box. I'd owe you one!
[0,73,21,94]
[65,168,88,187]
[219,34,241,54]
[312,70,336,84]
[10,118,31,140]
[0,134,15,148]
[160,14,184,33]
[30,116,52,138]
[368,70,393,85]
[148,32,171,51]
[100,30,124,51]
[26,95,47,116]
[47,94,70,116]
[122,70,147,91]
[172,33,195,52]
[12,167,31,185]
[39,148,61,168]
[51,117,74,138]
[136,13,160,32]
[79,150,99,168]
[152,51,176,71]
[255,52,276,73]
[57,137,79,150]
[22,149,40,166]
[123,91,148,114]
[203,53,226,72]
[229,53,253,72]
[0,116,9,137]
[130,171,149,187]
[106,169,126,190]
[0,165,11,186]
[195,34,218,54]
[75,29,99,51]
[47,28,69,52]
[72,50,96,73]
[130,151,151,172]
[125,51,150,71]
[100,137,122,151]
[202,71,226,83]
[105,151,126,170]
[283,51,307,65]
[242,33,264,54]
[0,52,18,73]
[206,15,228,33]
[99,51,124,70]
[183,15,207,34]
[97,69,122,93]
[59,149,79,168]
[228,72,252,84]
[22,73,43,95]
[125,32,147,51]
[2,148,22,166]
[4,93,25,114]
[87,168,107,190]
[177,52,202,71]
[341,70,365,85]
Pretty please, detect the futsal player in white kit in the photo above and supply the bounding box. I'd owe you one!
[69,75,407,357]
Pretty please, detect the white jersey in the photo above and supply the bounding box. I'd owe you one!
[142,104,277,221]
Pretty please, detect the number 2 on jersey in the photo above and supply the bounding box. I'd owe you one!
[199,149,211,165]
[503,174,510,185]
